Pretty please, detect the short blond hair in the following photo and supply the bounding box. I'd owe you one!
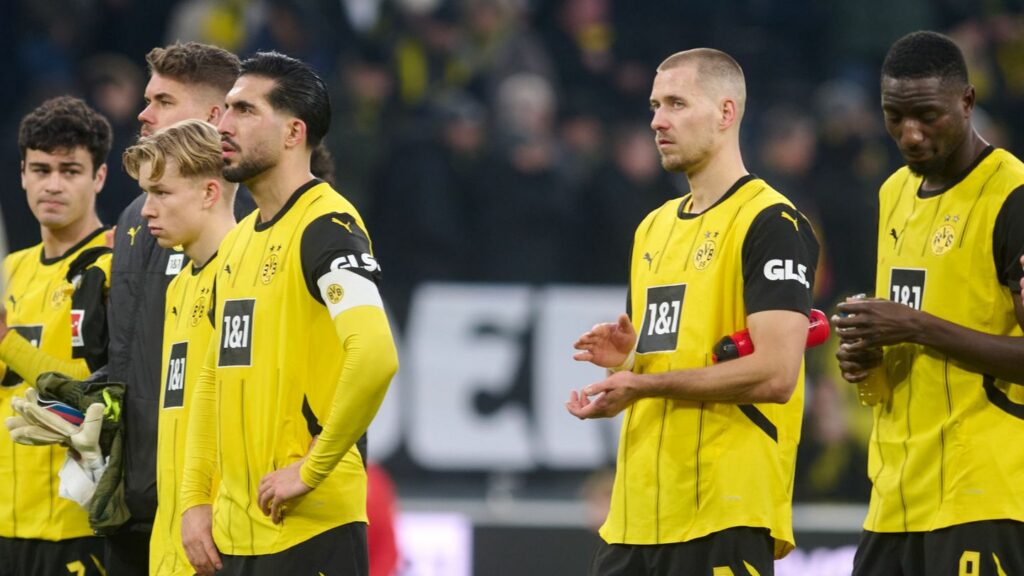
[658,48,746,117]
[123,119,223,182]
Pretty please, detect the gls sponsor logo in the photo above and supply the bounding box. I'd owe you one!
[331,253,380,274]
[764,259,809,288]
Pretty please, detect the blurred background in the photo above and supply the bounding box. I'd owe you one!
[1,0,1023,574]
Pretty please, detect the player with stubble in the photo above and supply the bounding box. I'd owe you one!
[105,41,241,574]
[178,52,397,576]
[835,31,1024,575]
[568,49,819,575]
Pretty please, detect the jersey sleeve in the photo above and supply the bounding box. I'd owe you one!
[69,248,111,372]
[741,204,820,316]
[299,212,382,305]
[992,185,1024,293]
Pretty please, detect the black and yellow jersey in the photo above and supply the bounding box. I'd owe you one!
[603,176,818,559]
[0,227,110,540]
[150,254,221,575]
[868,146,1024,532]
[181,179,397,555]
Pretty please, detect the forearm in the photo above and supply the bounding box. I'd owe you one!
[0,332,91,385]
[641,349,796,404]
[181,345,219,510]
[914,312,1024,383]
[300,306,398,488]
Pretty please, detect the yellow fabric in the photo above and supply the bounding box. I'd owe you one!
[867,148,1024,532]
[150,256,221,576]
[602,179,804,559]
[300,306,396,487]
[181,182,394,555]
[0,233,109,540]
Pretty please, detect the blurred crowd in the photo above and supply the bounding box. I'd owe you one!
[2,0,1024,504]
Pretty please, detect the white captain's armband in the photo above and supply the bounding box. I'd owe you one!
[317,268,384,319]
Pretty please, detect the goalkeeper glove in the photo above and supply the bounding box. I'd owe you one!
[11,387,83,437]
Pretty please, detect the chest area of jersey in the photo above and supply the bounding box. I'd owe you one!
[883,189,996,263]
[5,262,75,330]
[635,213,745,290]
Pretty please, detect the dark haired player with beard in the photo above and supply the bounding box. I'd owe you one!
[836,31,1024,575]
[179,52,397,576]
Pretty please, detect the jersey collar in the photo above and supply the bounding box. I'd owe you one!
[677,174,757,220]
[917,145,995,199]
[39,226,108,266]
[254,178,324,232]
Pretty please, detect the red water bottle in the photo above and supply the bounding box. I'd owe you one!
[712,309,830,363]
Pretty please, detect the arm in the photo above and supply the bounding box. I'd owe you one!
[257,212,398,523]
[0,249,110,384]
[569,203,820,418]
[180,337,221,576]
[180,338,219,509]
[0,322,92,384]
[835,295,1024,383]
[568,309,808,418]
[836,186,1024,384]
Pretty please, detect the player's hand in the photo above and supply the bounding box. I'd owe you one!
[567,371,644,419]
[573,314,636,368]
[835,341,883,383]
[182,504,221,576]
[833,298,921,349]
[258,459,313,524]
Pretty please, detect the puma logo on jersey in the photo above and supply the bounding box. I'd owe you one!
[7,295,16,310]
[780,211,799,232]
[223,264,232,275]
[764,259,809,288]
[127,225,141,246]
[643,251,659,269]
[889,228,900,245]
[332,217,354,234]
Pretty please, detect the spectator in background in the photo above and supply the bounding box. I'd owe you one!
[81,53,147,223]
[472,73,576,284]
[577,119,676,284]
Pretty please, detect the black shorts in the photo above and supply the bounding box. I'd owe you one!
[217,521,368,576]
[0,536,106,576]
[103,519,152,576]
[853,520,1024,576]
[590,526,774,576]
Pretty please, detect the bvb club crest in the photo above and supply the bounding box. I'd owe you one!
[50,283,71,308]
[260,252,280,285]
[694,237,716,270]
[327,283,344,304]
[190,296,207,327]
[931,224,955,255]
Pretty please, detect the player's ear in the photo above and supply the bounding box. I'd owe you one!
[719,98,739,131]
[203,178,222,209]
[92,163,108,194]
[284,118,307,149]
[207,105,224,126]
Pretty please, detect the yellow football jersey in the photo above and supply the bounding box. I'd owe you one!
[867,147,1024,532]
[185,180,381,555]
[150,255,221,575]
[603,176,818,559]
[0,228,110,540]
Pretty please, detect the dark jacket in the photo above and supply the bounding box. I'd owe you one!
[107,193,189,522]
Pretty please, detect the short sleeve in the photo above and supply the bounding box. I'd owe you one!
[992,185,1024,293]
[300,213,382,304]
[741,204,820,316]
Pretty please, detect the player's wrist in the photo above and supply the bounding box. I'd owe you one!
[608,348,636,373]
